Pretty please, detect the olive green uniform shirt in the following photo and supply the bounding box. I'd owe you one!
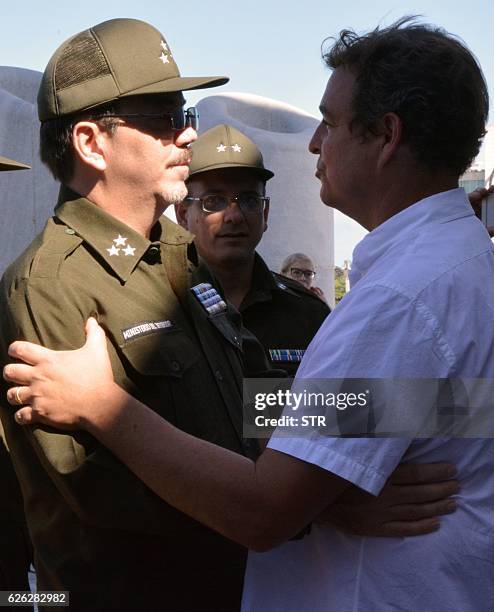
[0,189,259,612]
[239,254,330,376]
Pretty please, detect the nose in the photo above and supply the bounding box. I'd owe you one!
[223,199,245,224]
[308,123,322,155]
[175,126,197,147]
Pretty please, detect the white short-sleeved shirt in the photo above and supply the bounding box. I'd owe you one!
[242,189,494,612]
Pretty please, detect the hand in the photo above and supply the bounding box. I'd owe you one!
[310,286,327,302]
[3,318,115,430]
[316,462,459,537]
[468,185,494,236]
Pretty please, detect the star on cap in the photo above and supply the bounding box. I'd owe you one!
[159,52,170,64]
[113,235,127,246]
[123,244,136,257]
[107,244,120,257]
[231,144,242,152]
[160,40,169,53]
[216,144,227,153]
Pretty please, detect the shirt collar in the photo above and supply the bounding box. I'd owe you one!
[55,187,193,283]
[350,188,475,286]
[239,253,279,310]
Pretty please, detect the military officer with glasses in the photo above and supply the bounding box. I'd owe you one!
[176,124,330,375]
[0,18,264,612]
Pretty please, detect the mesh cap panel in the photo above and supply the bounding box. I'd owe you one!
[55,32,112,91]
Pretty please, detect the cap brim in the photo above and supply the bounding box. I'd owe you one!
[124,75,229,97]
[189,163,274,181]
[0,155,30,171]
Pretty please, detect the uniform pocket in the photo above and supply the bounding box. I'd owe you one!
[119,327,199,378]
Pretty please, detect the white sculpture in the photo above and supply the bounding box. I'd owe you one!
[0,67,59,275]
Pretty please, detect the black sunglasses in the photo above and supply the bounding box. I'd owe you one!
[91,107,198,133]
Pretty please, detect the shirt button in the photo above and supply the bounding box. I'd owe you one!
[145,245,161,264]
[171,360,181,372]
[65,228,75,235]
[215,370,224,381]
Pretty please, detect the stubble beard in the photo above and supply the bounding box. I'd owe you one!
[158,150,192,206]
[158,181,188,207]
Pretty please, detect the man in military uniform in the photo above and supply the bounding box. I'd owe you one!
[0,19,254,612]
[0,154,32,598]
[176,124,330,376]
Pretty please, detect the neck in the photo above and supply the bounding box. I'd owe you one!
[209,255,255,309]
[68,178,162,239]
[360,168,458,231]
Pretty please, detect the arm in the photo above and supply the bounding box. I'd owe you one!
[4,320,460,545]
[5,319,350,551]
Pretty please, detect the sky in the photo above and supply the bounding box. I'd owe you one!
[1,0,493,265]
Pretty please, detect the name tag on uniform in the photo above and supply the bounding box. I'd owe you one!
[122,320,175,341]
[191,282,227,315]
[269,349,306,363]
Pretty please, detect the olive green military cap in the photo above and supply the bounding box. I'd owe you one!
[0,155,29,171]
[189,124,274,181]
[38,18,229,121]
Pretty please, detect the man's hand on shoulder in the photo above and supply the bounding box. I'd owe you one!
[3,318,116,431]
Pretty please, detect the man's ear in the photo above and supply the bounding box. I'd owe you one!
[175,201,189,230]
[376,112,403,171]
[72,121,107,172]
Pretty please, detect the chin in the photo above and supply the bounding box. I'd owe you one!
[319,184,335,208]
[159,183,188,207]
[216,247,251,264]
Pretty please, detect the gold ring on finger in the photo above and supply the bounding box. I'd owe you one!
[14,387,23,406]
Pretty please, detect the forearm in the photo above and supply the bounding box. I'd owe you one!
[86,382,343,550]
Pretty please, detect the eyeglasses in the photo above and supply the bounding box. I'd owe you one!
[184,194,270,215]
[290,267,316,280]
[91,107,198,134]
